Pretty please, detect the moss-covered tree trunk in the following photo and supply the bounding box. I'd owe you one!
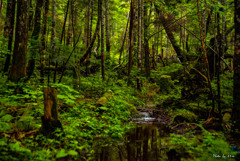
[41,87,63,136]
[8,0,29,82]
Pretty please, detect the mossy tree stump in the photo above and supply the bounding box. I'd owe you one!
[41,87,63,137]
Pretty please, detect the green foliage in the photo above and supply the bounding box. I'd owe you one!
[170,127,237,161]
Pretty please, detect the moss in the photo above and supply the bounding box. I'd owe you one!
[96,91,113,107]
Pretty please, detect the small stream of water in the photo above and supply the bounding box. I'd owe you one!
[93,111,172,161]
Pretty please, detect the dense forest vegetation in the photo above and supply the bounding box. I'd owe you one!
[0,0,240,160]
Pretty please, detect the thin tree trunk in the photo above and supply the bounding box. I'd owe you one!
[144,2,150,78]
[105,0,110,60]
[3,0,16,73]
[128,0,134,85]
[100,0,105,81]
[41,0,49,83]
[137,0,142,91]
[197,0,215,117]
[29,0,34,31]
[27,0,44,78]
[119,14,129,65]
[53,0,70,83]
[9,0,29,82]
[79,3,101,65]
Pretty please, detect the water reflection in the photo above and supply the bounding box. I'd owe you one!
[94,123,171,161]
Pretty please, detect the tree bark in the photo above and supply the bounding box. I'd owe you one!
[3,0,16,73]
[9,0,29,82]
[105,0,111,59]
[144,2,150,78]
[27,0,44,78]
[128,0,134,85]
[41,0,49,83]
[100,0,105,81]
[232,0,240,131]
[137,0,143,91]
[41,87,63,137]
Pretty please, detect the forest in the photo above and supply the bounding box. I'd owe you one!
[0,0,240,160]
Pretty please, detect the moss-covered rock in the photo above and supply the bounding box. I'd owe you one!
[172,109,198,124]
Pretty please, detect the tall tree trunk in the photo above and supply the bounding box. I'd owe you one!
[137,0,143,91]
[100,0,105,81]
[128,0,134,85]
[144,2,150,78]
[29,0,34,31]
[3,0,16,73]
[79,0,101,64]
[27,0,44,78]
[9,0,29,82]
[197,0,215,116]
[89,0,94,57]
[105,0,110,60]
[232,0,240,131]
[51,0,56,54]
[66,0,73,46]
[85,1,91,76]
[40,0,49,83]
[160,15,184,63]
[53,0,70,83]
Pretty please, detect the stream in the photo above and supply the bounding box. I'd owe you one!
[93,110,173,161]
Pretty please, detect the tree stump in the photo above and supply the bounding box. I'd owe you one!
[41,87,63,137]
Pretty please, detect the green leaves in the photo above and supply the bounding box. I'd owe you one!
[55,147,81,159]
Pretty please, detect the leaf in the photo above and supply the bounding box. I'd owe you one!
[56,149,68,158]
[68,150,78,156]
[1,114,14,122]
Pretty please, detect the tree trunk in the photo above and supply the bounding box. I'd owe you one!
[66,0,73,46]
[137,0,143,91]
[3,0,16,73]
[41,0,49,83]
[105,0,110,60]
[85,1,91,76]
[232,0,240,131]
[41,87,63,137]
[160,15,184,63]
[79,0,101,65]
[53,0,70,83]
[128,0,134,85]
[51,0,56,55]
[100,0,105,81]
[144,2,150,78]
[27,0,44,78]
[28,0,34,31]
[9,0,29,82]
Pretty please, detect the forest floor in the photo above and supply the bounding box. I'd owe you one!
[0,63,240,160]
